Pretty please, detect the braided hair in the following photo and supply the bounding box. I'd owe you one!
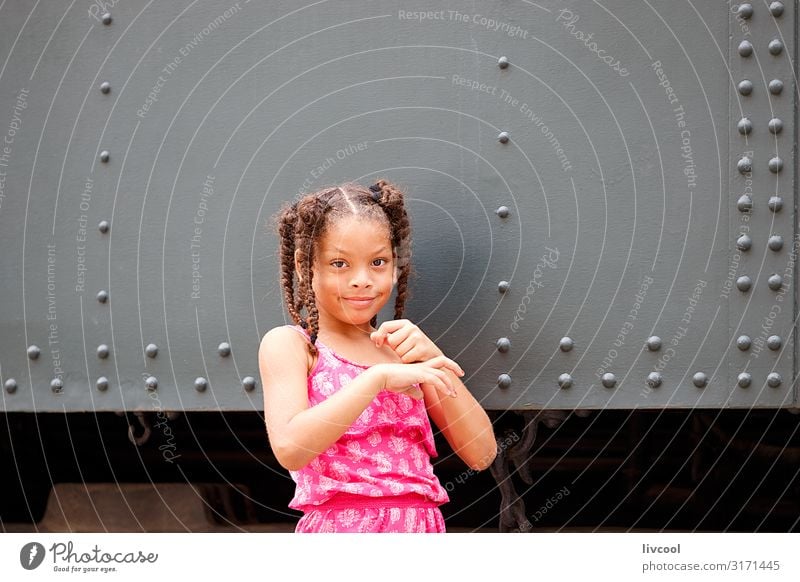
[274,180,413,356]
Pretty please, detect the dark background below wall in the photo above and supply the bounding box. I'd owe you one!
[2,410,799,532]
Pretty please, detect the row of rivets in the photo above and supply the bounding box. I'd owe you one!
[25,341,236,360]
[494,336,576,353]
[737,79,784,95]
[737,2,784,18]
[6,376,256,393]
[738,39,783,56]
[493,333,782,355]
[737,156,783,173]
[737,195,783,212]
[735,233,785,251]
[736,334,782,350]
[3,376,257,393]
[738,372,783,388]
[736,117,783,134]
[485,371,785,390]
[733,274,784,291]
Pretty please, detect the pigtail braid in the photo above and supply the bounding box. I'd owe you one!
[277,203,304,327]
[373,179,413,319]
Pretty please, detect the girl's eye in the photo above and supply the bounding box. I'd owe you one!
[331,260,347,268]
[372,258,387,267]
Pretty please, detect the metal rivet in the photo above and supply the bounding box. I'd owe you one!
[497,374,512,389]
[736,276,752,292]
[768,118,783,134]
[768,235,783,251]
[601,373,616,388]
[96,344,109,359]
[96,289,109,303]
[98,220,110,233]
[145,343,158,358]
[194,377,208,392]
[737,156,752,173]
[498,56,510,69]
[737,3,753,18]
[100,81,111,94]
[768,196,783,212]
[769,1,784,17]
[737,79,753,95]
[27,345,40,359]
[218,342,231,357]
[145,376,158,391]
[767,372,782,387]
[646,372,662,388]
[737,372,752,388]
[96,376,109,391]
[498,131,510,143]
[495,206,510,218]
[559,337,574,352]
[737,118,752,135]
[100,150,110,163]
[646,336,662,351]
[737,194,753,212]
[496,337,511,353]
[4,379,17,394]
[767,335,782,350]
[498,281,510,293]
[102,12,112,25]
[557,373,573,389]
[51,378,64,393]
[767,274,783,290]
[768,79,783,94]
[738,40,753,57]
[692,372,708,388]
[768,156,783,173]
[768,39,783,55]
[737,335,752,350]
[736,234,752,251]
[242,376,257,392]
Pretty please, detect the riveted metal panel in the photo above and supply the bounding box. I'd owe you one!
[727,1,797,407]
[0,1,797,411]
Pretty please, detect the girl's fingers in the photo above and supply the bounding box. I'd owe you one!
[427,355,465,377]
[370,319,411,349]
[428,369,456,397]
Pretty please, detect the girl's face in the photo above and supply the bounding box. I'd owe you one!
[300,215,397,331]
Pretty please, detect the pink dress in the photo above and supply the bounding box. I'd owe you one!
[284,325,450,533]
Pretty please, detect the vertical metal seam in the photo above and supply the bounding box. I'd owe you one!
[793,0,798,407]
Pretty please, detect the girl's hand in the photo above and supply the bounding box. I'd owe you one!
[370,319,445,363]
[374,356,464,400]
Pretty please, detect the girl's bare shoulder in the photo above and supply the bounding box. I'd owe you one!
[259,325,314,374]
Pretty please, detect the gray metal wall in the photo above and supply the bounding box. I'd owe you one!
[0,1,796,411]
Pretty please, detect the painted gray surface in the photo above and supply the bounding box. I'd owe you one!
[0,1,796,411]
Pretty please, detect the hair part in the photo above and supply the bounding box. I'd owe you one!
[273,180,413,356]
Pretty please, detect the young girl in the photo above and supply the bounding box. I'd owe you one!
[258,179,497,533]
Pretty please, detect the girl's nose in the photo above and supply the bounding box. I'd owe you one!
[349,266,372,287]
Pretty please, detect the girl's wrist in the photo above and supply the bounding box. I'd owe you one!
[357,366,386,398]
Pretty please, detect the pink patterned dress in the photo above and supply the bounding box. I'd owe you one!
[284,325,450,533]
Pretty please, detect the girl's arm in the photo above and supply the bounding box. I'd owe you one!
[259,326,383,471]
[371,320,497,470]
[420,372,497,471]
[259,327,462,471]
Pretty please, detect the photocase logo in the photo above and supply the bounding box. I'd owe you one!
[19,542,46,570]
